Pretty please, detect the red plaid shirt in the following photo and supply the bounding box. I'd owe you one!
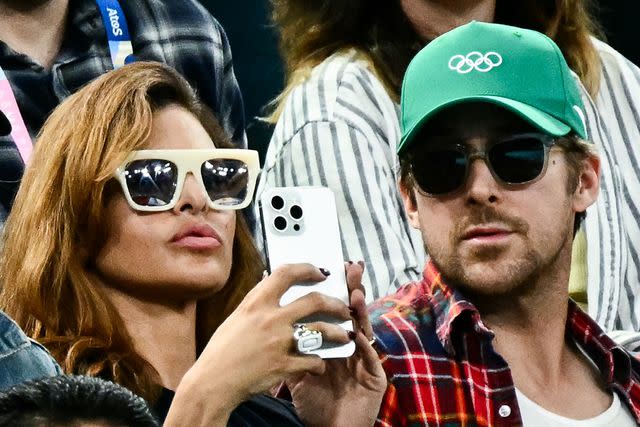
[369,260,640,426]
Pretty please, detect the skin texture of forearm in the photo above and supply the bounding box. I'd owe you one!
[163,368,235,427]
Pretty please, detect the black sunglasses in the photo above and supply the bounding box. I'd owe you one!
[408,132,558,196]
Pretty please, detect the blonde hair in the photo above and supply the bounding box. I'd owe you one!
[0,62,263,402]
[267,0,604,123]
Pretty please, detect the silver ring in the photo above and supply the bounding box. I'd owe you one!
[293,324,323,354]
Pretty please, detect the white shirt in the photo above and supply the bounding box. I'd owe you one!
[516,389,637,427]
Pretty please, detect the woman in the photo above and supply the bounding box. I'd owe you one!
[0,62,385,426]
[258,0,640,341]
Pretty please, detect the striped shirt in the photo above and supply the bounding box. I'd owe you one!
[256,50,426,301]
[582,39,640,343]
[369,260,640,427]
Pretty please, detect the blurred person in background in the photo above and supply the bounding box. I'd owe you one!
[0,62,385,426]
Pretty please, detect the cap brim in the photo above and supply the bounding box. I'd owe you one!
[399,96,572,154]
[0,110,11,137]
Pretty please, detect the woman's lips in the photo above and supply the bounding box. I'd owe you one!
[171,224,222,250]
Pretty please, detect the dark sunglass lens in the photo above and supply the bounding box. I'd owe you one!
[201,159,250,206]
[123,159,177,207]
[490,136,545,184]
[412,148,466,195]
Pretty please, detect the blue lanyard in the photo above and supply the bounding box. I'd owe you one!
[95,0,135,68]
[0,0,135,163]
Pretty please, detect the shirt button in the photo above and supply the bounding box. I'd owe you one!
[498,404,511,418]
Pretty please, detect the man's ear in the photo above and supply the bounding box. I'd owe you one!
[399,181,421,229]
[572,154,600,214]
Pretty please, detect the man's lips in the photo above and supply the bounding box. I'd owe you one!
[171,224,222,250]
[461,225,514,242]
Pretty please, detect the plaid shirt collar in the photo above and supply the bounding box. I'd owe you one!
[422,259,637,387]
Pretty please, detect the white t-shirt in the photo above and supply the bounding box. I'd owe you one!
[515,388,637,426]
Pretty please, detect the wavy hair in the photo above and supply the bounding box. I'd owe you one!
[0,62,263,402]
[267,0,603,122]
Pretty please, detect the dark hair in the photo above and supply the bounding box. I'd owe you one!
[399,134,595,237]
[268,0,603,123]
[0,375,158,427]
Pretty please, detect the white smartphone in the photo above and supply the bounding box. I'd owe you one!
[259,186,355,358]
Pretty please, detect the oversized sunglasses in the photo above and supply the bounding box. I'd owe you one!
[409,133,558,196]
[114,149,259,211]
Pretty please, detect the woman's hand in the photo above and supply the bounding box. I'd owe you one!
[165,263,352,427]
[286,262,387,427]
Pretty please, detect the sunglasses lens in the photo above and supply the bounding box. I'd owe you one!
[489,136,546,184]
[201,159,250,207]
[123,159,178,207]
[412,148,467,195]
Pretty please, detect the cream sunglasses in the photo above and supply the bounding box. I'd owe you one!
[114,149,259,211]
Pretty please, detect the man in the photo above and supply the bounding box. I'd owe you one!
[370,22,640,425]
[0,375,158,426]
[0,0,246,222]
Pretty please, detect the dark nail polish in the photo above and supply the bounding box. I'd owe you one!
[348,261,353,265]
[319,268,331,276]
[357,260,365,268]
[348,331,356,340]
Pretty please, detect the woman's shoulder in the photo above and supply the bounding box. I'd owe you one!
[275,49,399,139]
[591,37,639,74]
[301,51,392,110]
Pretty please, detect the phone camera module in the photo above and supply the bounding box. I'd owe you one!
[271,195,285,210]
[274,216,287,231]
[290,204,303,219]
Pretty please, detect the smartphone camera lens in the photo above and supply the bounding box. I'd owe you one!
[271,195,285,210]
[274,216,287,231]
[290,204,303,219]
[293,224,300,231]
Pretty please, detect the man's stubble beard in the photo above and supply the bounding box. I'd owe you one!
[425,206,573,302]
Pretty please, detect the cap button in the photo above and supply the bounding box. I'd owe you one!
[498,404,511,418]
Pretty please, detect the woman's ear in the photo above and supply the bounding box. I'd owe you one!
[399,181,421,229]
[572,154,600,214]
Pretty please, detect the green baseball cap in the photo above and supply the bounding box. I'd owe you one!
[398,21,587,154]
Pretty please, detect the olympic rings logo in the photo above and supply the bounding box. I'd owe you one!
[448,51,503,74]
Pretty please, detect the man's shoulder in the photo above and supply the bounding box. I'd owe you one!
[369,282,442,356]
[122,0,224,42]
